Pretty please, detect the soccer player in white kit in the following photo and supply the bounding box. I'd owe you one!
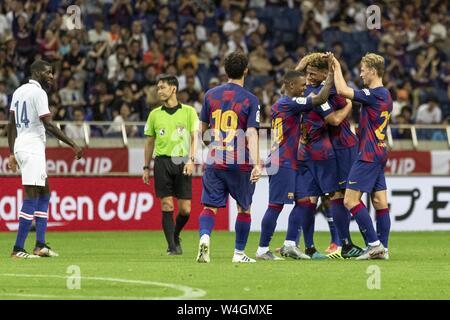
[7,60,83,258]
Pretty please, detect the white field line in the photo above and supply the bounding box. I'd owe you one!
[0,273,206,300]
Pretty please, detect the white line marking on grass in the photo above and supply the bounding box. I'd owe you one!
[0,273,206,300]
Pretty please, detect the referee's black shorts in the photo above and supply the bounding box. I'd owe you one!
[154,156,192,199]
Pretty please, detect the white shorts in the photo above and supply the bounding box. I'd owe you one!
[15,151,47,187]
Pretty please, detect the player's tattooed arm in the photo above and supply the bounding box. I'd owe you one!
[332,56,354,99]
[41,116,83,159]
[7,112,18,172]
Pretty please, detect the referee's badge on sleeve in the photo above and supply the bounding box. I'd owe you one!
[159,128,165,136]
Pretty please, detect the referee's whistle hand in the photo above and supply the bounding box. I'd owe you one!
[143,171,150,185]
[183,163,194,176]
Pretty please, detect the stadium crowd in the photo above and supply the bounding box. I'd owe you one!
[0,0,449,139]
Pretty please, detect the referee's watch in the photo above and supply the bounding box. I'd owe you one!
[143,165,150,171]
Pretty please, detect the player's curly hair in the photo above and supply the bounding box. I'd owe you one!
[361,53,385,77]
[224,51,248,80]
[306,52,328,70]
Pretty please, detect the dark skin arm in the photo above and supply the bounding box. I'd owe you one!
[7,112,18,172]
[41,116,83,159]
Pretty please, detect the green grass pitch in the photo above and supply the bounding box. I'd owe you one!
[0,231,449,300]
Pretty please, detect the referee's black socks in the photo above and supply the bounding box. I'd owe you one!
[162,211,176,250]
[174,213,190,242]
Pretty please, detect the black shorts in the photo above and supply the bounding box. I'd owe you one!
[154,156,192,199]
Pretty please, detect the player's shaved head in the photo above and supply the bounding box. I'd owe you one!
[31,59,52,75]
[224,51,248,80]
[283,70,307,97]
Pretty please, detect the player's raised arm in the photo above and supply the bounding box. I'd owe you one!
[333,56,354,99]
[41,116,83,159]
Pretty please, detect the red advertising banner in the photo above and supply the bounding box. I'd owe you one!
[385,151,431,175]
[0,147,128,174]
[0,177,228,232]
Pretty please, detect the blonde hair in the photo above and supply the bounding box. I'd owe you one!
[305,52,328,70]
[361,53,385,77]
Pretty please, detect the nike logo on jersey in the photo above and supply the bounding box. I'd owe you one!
[339,181,347,185]
[348,181,357,185]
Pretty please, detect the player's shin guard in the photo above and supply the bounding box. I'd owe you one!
[324,205,342,246]
[199,208,216,238]
[14,198,38,250]
[376,208,391,248]
[350,202,379,245]
[35,194,50,245]
[330,198,350,246]
[235,212,251,252]
[300,200,316,249]
[259,204,283,247]
[285,203,303,243]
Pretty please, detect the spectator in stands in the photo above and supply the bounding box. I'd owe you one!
[62,38,86,87]
[177,46,198,71]
[109,0,134,28]
[208,77,220,89]
[107,102,138,137]
[131,20,148,52]
[0,107,6,137]
[204,31,221,60]
[65,107,90,140]
[249,45,272,77]
[195,10,208,42]
[178,63,202,92]
[223,9,242,38]
[0,80,8,109]
[37,29,60,62]
[392,89,410,121]
[416,96,442,124]
[180,76,199,103]
[392,115,413,140]
[127,39,142,70]
[143,40,164,75]
[108,22,122,48]
[107,44,129,82]
[59,77,86,108]
[298,10,321,41]
[88,18,109,45]
[243,8,259,36]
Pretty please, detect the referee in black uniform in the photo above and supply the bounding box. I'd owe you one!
[143,75,199,255]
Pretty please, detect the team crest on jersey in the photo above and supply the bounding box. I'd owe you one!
[176,126,185,135]
[159,128,165,136]
[293,97,307,105]
[320,102,331,111]
[288,192,294,200]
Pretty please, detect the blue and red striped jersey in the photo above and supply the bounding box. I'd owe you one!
[353,87,393,163]
[297,85,335,161]
[326,86,358,149]
[200,83,260,171]
[267,95,314,170]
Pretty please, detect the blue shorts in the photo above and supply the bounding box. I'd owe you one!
[295,159,339,198]
[346,160,387,193]
[335,145,358,188]
[201,168,255,211]
[268,167,296,205]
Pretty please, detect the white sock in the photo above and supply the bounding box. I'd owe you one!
[368,240,380,247]
[234,249,244,255]
[200,234,210,243]
[284,240,296,247]
[256,247,269,256]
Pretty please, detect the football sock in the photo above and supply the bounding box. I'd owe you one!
[259,204,283,247]
[376,208,391,248]
[199,208,216,238]
[162,211,176,250]
[285,202,304,243]
[35,194,50,245]
[330,198,350,246]
[350,202,379,245]
[14,198,38,250]
[324,203,342,246]
[174,213,190,239]
[235,212,251,251]
[301,200,316,249]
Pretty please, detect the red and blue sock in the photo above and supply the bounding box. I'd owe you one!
[14,198,38,251]
[259,204,283,247]
[199,208,216,238]
[376,208,391,248]
[286,201,304,243]
[235,212,251,251]
[350,202,379,245]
